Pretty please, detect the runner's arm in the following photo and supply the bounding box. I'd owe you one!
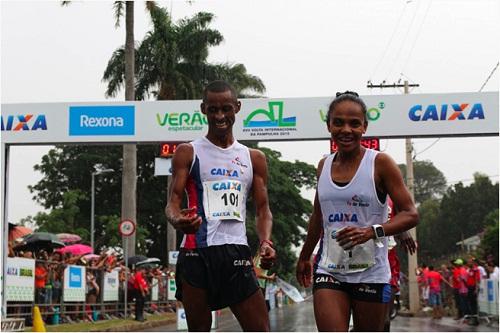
[250,148,276,269]
[165,143,202,234]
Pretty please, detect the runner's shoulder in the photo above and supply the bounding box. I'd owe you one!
[249,148,267,164]
[173,142,194,165]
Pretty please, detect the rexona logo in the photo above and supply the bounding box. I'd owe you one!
[242,101,296,137]
[156,111,207,132]
[319,102,385,123]
[69,105,135,136]
[1,114,48,131]
[408,103,485,121]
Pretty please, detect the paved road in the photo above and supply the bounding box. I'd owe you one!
[144,298,498,332]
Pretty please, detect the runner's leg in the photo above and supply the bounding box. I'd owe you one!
[181,279,212,331]
[230,289,270,331]
[351,299,389,331]
[313,289,351,332]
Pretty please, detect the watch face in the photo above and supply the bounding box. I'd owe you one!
[376,227,385,238]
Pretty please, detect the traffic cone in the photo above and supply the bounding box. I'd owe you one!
[32,306,46,332]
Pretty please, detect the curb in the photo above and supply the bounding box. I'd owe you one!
[92,317,177,332]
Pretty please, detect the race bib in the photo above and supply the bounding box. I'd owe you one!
[319,227,376,274]
[203,180,245,221]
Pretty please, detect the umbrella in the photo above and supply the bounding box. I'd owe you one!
[14,232,65,252]
[83,253,100,261]
[136,257,161,268]
[127,255,148,267]
[8,223,33,242]
[56,244,93,256]
[57,233,82,245]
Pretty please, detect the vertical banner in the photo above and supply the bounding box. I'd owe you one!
[63,265,86,302]
[6,258,35,301]
[151,278,159,301]
[177,308,217,331]
[102,270,119,302]
[168,251,179,265]
[167,278,176,301]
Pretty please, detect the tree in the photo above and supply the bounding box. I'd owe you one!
[102,6,265,101]
[478,209,499,260]
[398,159,447,204]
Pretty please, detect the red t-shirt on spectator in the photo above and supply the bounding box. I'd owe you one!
[133,271,148,292]
[427,270,442,293]
[35,266,47,288]
[466,265,481,287]
[452,266,467,290]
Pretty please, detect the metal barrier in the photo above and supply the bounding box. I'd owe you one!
[5,257,176,325]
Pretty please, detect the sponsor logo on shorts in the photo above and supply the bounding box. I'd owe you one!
[315,275,338,284]
[358,284,377,294]
[233,259,251,266]
[185,251,199,257]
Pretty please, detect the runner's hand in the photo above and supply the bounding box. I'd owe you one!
[171,208,202,234]
[336,226,374,250]
[259,242,276,270]
[396,231,416,255]
[296,259,313,288]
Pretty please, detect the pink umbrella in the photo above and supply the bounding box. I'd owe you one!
[57,233,82,245]
[56,244,93,256]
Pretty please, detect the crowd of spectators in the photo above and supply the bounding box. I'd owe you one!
[416,253,498,325]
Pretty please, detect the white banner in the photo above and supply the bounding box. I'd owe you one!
[102,270,119,302]
[151,278,159,301]
[167,278,176,301]
[168,251,179,265]
[63,265,86,302]
[176,308,217,331]
[6,258,35,301]
[2,92,497,144]
[276,277,304,303]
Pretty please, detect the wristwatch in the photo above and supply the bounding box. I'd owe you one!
[372,224,385,240]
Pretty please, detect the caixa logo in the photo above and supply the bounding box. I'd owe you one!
[1,114,47,131]
[69,105,135,136]
[408,103,485,121]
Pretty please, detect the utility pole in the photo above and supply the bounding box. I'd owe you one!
[367,80,420,314]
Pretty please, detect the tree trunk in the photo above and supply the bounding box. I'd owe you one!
[122,1,137,256]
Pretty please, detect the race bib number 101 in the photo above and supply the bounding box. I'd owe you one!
[203,180,245,221]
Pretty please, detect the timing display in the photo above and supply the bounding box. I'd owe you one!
[330,137,380,153]
[159,142,185,157]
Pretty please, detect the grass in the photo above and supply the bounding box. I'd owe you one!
[26,313,176,332]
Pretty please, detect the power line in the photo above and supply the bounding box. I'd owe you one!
[368,2,409,81]
[447,174,499,185]
[414,138,440,157]
[479,61,499,92]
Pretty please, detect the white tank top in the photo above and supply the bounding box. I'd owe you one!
[315,149,390,283]
[180,137,253,249]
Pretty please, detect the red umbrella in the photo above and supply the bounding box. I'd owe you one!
[56,244,93,256]
[8,223,33,242]
[56,233,82,245]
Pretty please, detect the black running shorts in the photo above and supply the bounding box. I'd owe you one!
[313,273,392,303]
[175,244,259,310]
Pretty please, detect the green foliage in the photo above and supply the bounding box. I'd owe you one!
[244,144,316,281]
[478,209,499,259]
[416,173,498,263]
[103,5,265,101]
[398,159,447,204]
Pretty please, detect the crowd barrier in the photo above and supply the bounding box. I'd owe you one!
[5,257,176,325]
[478,278,499,316]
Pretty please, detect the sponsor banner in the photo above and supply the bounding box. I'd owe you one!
[151,278,159,301]
[276,277,304,303]
[168,251,179,265]
[1,318,25,332]
[177,308,216,331]
[102,270,119,302]
[6,258,35,302]
[63,265,86,302]
[167,278,176,301]
[2,92,497,144]
[154,157,173,176]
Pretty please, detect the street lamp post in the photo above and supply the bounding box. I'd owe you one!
[91,168,114,251]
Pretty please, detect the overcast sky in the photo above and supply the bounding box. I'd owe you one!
[2,0,499,225]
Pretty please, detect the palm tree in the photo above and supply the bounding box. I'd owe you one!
[63,1,159,256]
[103,6,266,101]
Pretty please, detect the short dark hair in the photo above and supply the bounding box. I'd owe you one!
[429,265,434,271]
[202,80,237,103]
[326,91,367,124]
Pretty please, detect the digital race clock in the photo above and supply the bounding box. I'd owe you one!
[330,137,380,153]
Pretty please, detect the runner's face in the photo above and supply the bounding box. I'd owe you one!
[201,90,240,135]
[328,100,367,152]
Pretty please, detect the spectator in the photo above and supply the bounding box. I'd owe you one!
[451,258,469,320]
[465,257,481,325]
[440,264,454,312]
[427,265,449,319]
[86,270,100,321]
[474,258,488,279]
[486,263,499,280]
[35,260,48,305]
[133,266,149,322]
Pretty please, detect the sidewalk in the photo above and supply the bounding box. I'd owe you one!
[25,313,177,332]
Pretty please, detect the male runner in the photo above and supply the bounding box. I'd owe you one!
[166,80,276,331]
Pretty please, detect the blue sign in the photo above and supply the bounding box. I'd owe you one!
[69,105,135,136]
[487,280,495,302]
[69,267,82,288]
